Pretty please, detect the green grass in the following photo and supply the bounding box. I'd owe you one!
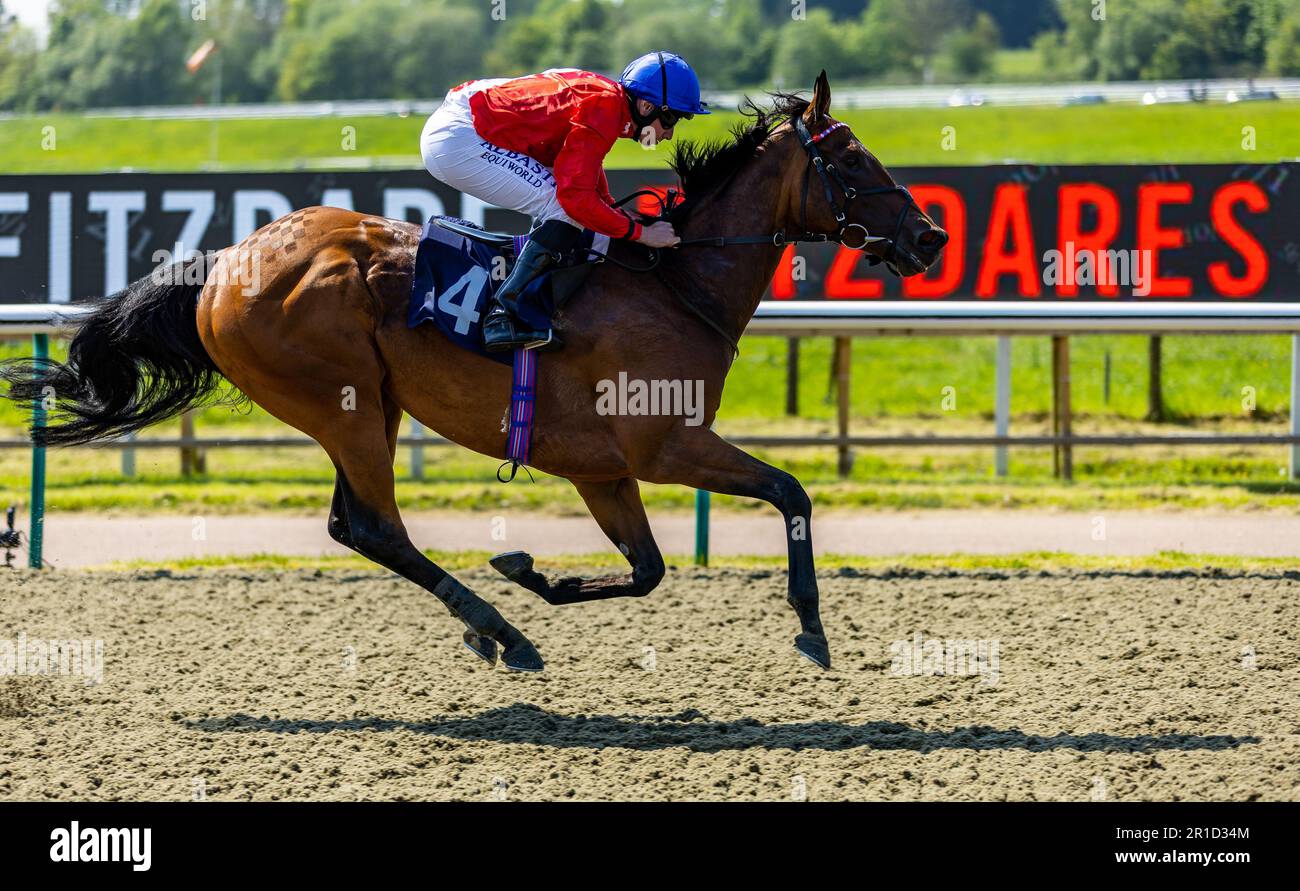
[93,549,1300,574]
[721,334,1293,422]
[3,332,1298,515]
[2,333,1291,430]
[5,441,1299,515]
[3,101,1298,174]
[989,49,1050,83]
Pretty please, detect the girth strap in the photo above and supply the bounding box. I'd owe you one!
[498,347,539,483]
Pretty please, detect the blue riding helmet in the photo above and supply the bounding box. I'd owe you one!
[619,51,711,117]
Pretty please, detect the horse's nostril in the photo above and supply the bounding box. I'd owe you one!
[918,228,948,250]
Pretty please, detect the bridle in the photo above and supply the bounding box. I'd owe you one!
[791,115,920,272]
[575,113,930,356]
[597,115,923,272]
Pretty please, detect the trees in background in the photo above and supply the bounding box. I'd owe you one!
[1042,0,1298,81]
[19,0,189,109]
[2,0,1299,111]
[1270,2,1300,74]
[0,1,39,110]
[194,0,285,105]
[274,0,490,100]
[770,0,1005,86]
[945,12,1002,80]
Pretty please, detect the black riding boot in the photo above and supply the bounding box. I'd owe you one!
[482,220,581,353]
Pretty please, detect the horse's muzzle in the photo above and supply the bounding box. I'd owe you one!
[894,223,949,276]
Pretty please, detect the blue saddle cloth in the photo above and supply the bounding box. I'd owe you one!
[407,216,603,364]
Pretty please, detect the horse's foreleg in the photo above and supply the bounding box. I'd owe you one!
[644,428,829,669]
[491,477,666,605]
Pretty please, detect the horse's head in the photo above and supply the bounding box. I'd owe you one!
[779,71,947,277]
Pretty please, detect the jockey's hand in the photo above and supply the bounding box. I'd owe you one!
[637,221,680,248]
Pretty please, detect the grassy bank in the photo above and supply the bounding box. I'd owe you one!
[2,101,1297,174]
[2,333,1291,430]
[2,414,1297,515]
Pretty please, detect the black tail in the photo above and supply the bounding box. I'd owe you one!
[0,257,226,447]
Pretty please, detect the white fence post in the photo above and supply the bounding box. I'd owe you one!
[1291,334,1300,481]
[410,417,425,481]
[995,335,1011,477]
[121,430,136,478]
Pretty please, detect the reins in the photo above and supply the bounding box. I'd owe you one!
[566,114,924,359]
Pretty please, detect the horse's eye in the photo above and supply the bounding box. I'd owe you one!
[843,154,861,168]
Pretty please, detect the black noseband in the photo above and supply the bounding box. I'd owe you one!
[793,115,920,272]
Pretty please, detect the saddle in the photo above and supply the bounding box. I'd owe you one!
[435,217,610,307]
[432,217,519,252]
[406,215,611,364]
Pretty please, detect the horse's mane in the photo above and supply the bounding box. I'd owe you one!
[636,92,811,352]
[666,92,810,224]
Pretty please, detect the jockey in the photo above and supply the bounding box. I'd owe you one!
[420,51,710,352]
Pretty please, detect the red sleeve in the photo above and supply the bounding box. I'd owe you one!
[553,125,641,239]
[597,168,615,206]
[551,95,642,240]
[596,167,634,237]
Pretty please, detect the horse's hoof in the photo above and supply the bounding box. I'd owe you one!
[794,633,832,670]
[502,641,545,673]
[462,630,498,667]
[490,550,534,582]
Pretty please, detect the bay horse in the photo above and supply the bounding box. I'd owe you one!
[1,73,945,672]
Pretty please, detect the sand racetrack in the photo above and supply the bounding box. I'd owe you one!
[0,565,1296,801]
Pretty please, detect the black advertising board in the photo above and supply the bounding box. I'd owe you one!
[0,162,1295,303]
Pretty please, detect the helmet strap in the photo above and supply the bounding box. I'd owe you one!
[624,51,677,132]
[627,93,659,133]
[657,51,669,114]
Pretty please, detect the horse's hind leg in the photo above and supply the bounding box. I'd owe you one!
[491,477,665,605]
[325,407,544,671]
[328,396,401,552]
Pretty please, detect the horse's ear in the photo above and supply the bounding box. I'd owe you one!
[805,70,832,123]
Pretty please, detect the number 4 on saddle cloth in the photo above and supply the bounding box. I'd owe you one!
[407,215,609,361]
[406,215,610,478]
